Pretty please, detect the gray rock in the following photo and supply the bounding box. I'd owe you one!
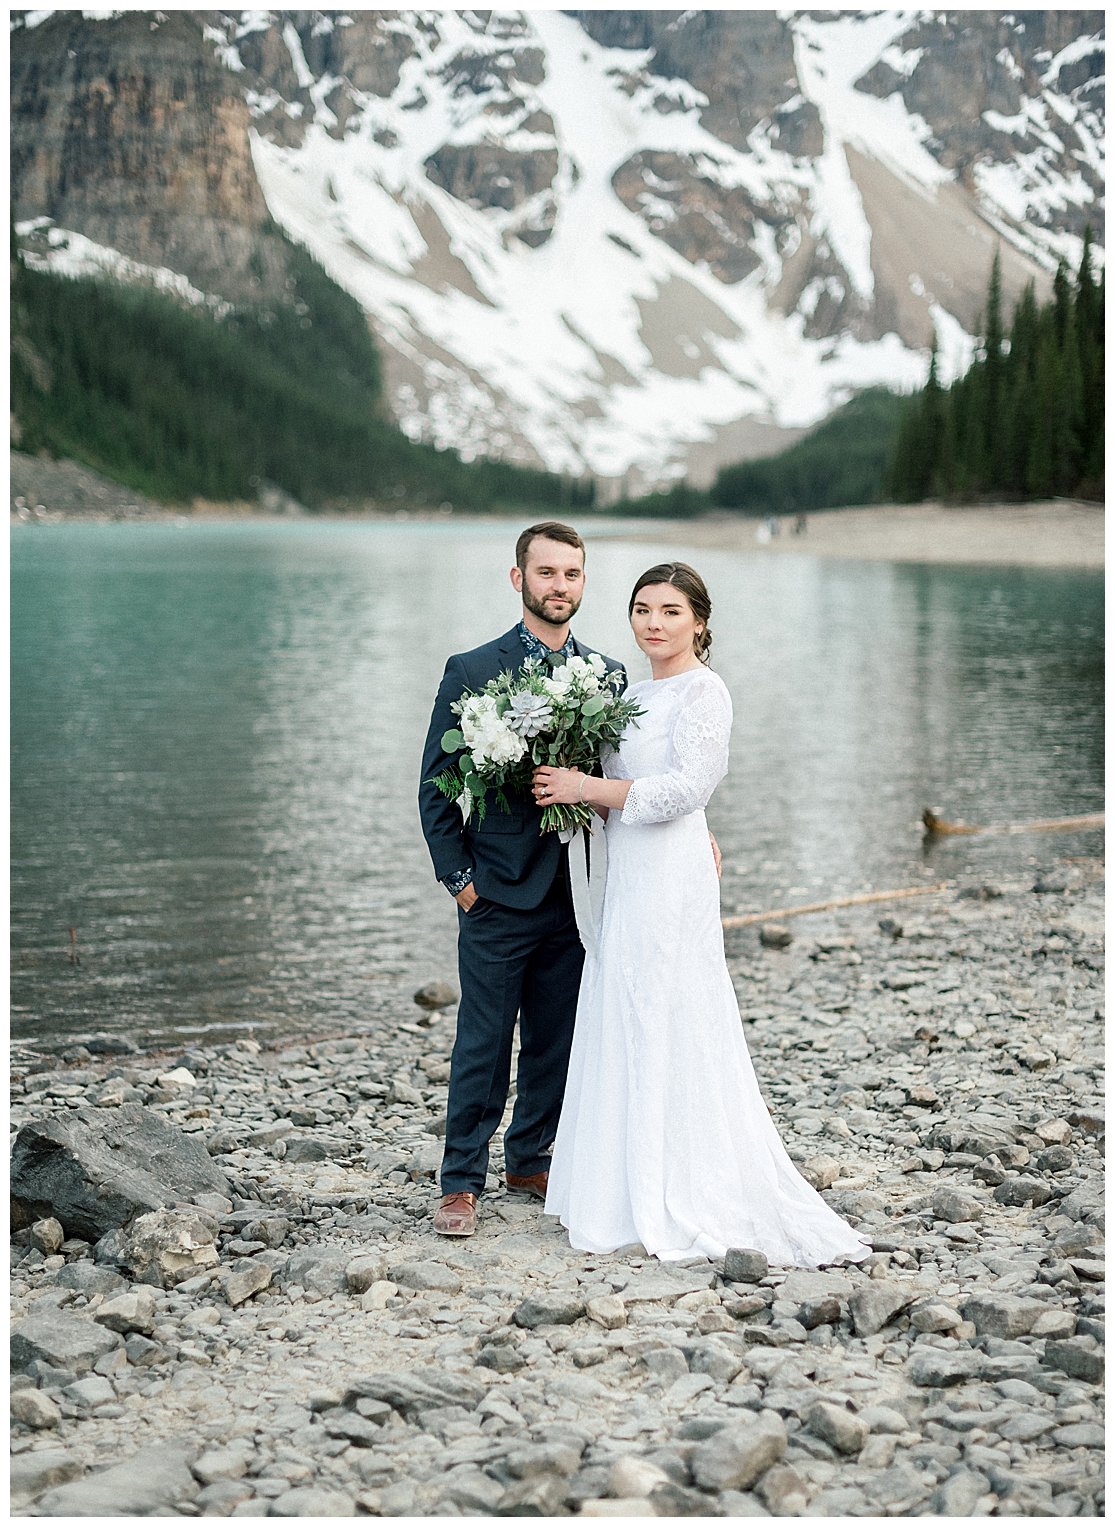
[650,1480,720,1515]
[865,1460,935,1510]
[1035,1145,1074,1172]
[848,1282,914,1336]
[907,1348,985,1387]
[206,1131,242,1155]
[194,1479,254,1514]
[756,1463,808,1516]
[995,1412,1060,1442]
[908,1300,962,1334]
[477,1342,526,1372]
[248,1122,293,1148]
[497,1475,569,1515]
[95,1206,219,1287]
[927,1117,1017,1158]
[244,1216,292,1249]
[931,1186,984,1223]
[929,1469,990,1516]
[639,1348,690,1381]
[283,1138,330,1164]
[691,1412,787,1492]
[797,1295,841,1330]
[36,1437,200,1516]
[959,1292,1041,1340]
[11,1311,123,1375]
[724,1249,768,1284]
[31,1216,65,1254]
[10,1105,229,1241]
[1042,1338,1104,1384]
[63,1374,116,1409]
[759,924,793,949]
[222,1261,273,1307]
[827,1188,885,1218]
[93,1286,158,1335]
[857,1405,908,1434]
[507,1443,582,1479]
[345,1255,389,1293]
[191,1449,250,1486]
[440,1471,505,1513]
[10,1387,63,1429]
[388,1259,462,1294]
[689,1341,743,1385]
[344,1368,485,1419]
[1052,1422,1105,1448]
[716,1489,771,1516]
[282,1246,351,1295]
[323,1410,381,1446]
[513,1293,586,1328]
[10,1449,82,1505]
[124,1333,165,1367]
[807,1401,868,1454]
[993,1175,1053,1207]
[267,1488,355,1516]
[51,1261,127,1296]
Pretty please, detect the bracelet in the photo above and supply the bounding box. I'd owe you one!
[578,775,589,804]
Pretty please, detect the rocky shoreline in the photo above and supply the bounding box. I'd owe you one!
[10,870,1104,1517]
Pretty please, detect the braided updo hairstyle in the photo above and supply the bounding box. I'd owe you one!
[628,562,713,664]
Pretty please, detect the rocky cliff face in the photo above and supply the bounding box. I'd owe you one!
[10,10,295,305]
[10,9,1105,492]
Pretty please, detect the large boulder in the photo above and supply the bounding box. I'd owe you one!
[11,1105,230,1241]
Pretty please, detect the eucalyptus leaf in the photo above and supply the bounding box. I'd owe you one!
[441,728,464,752]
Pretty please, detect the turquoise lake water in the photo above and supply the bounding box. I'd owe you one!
[11,520,1103,1050]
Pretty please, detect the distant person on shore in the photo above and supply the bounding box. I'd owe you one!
[418,523,625,1237]
[794,512,807,535]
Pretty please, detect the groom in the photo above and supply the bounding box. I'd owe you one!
[418,522,625,1236]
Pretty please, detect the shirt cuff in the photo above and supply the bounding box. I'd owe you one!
[442,868,474,896]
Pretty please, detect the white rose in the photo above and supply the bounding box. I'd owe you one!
[587,652,607,678]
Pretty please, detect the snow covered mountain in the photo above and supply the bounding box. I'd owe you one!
[11,10,1105,495]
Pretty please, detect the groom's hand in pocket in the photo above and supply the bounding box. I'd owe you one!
[709,833,722,879]
[455,884,479,913]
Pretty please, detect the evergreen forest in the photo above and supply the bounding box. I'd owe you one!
[889,234,1104,503]
[711,389,906,514]
[9,235,593,513]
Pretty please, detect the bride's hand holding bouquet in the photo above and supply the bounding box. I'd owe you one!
[427,652,643,835]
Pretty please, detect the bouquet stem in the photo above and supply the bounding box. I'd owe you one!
[540,800,597,835]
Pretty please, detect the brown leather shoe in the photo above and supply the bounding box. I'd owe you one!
[506,1170,548,1201]
[433,1192,477,1237]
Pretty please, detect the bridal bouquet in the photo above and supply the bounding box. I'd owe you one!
[429,653,643,833]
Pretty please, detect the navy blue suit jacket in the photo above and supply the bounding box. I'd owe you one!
[419,626,626,909]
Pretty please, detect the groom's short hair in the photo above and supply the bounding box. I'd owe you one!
[516,521,585,571]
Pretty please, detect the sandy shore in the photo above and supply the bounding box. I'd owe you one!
[598,502,1104,570]
[10,450,1102,570]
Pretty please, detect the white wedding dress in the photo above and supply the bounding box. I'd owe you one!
[545,667,870,1266]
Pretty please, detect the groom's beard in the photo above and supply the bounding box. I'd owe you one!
[521,585,582,627]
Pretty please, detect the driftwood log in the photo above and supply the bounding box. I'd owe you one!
[923,808,1104,836]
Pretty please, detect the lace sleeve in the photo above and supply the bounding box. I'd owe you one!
[621,672,732,825]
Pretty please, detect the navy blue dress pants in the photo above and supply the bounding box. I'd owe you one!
[441,868,584,1195]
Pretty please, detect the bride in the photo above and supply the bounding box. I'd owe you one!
[531,562,869,1266]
